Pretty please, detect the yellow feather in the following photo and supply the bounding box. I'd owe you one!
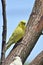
[6,20,26,51]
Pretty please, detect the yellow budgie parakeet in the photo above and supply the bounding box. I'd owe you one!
[6,20,26,51]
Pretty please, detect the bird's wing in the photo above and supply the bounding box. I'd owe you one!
[8,26,23,43]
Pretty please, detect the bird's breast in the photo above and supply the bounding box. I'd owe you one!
[14,27,25,43]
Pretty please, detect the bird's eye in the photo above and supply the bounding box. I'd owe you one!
[24,23,26,25]
[21,21,26,25]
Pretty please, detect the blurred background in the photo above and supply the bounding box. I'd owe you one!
[0,0,43,65]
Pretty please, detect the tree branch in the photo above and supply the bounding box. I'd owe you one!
[1,0,7,65]
[5,0,43,65]
[29,51,43,65]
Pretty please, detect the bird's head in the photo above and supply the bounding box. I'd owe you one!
[19,20,26,29]
[20,20,26,25]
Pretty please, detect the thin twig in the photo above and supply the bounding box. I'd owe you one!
[1,0,7,65]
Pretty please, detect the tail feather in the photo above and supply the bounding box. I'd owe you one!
[5,41,13,52]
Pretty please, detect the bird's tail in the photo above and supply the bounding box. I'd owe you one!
[5,41,13,52]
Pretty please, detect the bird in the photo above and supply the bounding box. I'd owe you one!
[5,20,26,51]
[10,56,22,65]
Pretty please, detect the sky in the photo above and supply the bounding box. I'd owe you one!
[0,0,43,63]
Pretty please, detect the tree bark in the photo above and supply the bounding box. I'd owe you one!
[5,0,43,65]
[1,0,7,65]
[29,51,43,65]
